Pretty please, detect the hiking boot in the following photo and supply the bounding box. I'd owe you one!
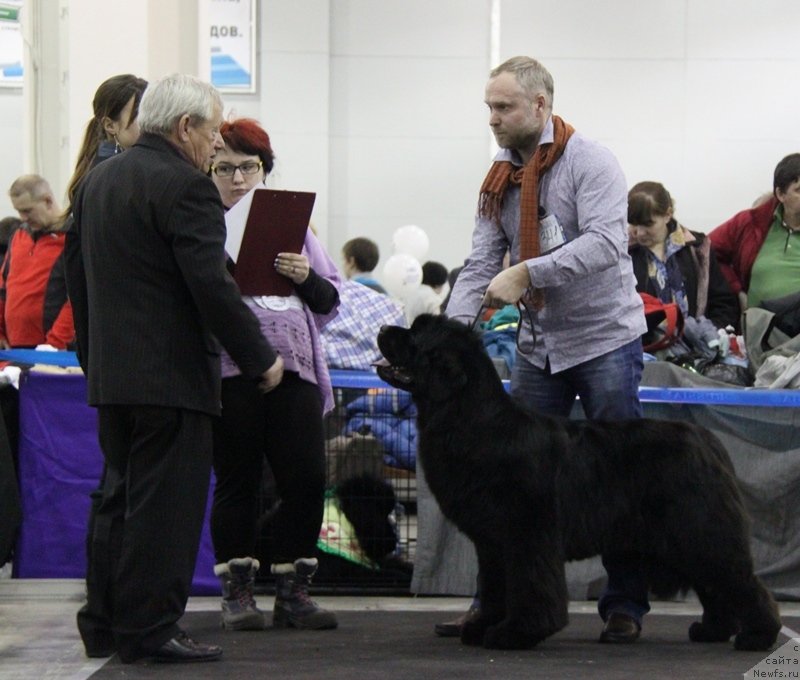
[214,557,266,631]
[272,558,338,630]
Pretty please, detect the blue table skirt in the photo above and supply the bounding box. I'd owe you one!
[7,351,800,595]
[12,371,219,594]
[4,350,799,407]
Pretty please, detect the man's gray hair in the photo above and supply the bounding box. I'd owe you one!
[490,56,554,110]
[138,74,223,136]
[9,174,52,200]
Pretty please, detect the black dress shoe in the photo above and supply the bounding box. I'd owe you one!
[80,629,115,658]
[434,604,481,638]
[151,632,222,663]
[77,608,115,657]
[84,643,116,659]
[599,612,641,644]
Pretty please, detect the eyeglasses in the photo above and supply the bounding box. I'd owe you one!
[211,160,263,178]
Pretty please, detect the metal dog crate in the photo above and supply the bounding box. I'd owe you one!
[256,372,416,594]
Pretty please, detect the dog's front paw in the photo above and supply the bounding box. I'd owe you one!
[734,629,781,652]
[688,620,738,643]
[483,620,543,650]
[460,617,490,646]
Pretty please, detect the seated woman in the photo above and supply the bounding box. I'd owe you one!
[709,153,800,310]
[628,181,739,333]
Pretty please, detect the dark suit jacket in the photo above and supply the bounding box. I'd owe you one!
[64,133,277,415]
[629,230,740,332]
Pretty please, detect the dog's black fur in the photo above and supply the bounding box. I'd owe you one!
[376,314,781,651]
[256,473,411,585]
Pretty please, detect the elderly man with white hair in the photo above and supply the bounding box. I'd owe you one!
[65,74,284,664]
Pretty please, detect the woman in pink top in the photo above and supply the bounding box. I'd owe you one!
[209,118,341,633]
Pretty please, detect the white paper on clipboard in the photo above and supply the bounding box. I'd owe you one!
[223,185,258,261]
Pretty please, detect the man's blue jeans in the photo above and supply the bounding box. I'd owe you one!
[510,338,650,625]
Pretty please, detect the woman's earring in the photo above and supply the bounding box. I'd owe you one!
[113,135,122,154]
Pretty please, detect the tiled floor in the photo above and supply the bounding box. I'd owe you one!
[2,578,798,679]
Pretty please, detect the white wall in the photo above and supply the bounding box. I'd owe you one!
[327,0,491,271]
[2,0,799,276]
[0,89,24,217]
[6,0,203,217]
[60,1,151,200]
[222,0,332,244]
[500,0,800,236]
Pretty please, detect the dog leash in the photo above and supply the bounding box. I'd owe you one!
[468,304,488,331]
[515,298,537,355]
[469,299,537,356]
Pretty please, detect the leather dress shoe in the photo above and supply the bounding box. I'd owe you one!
[151,632,222,663]
[84,642,116,659]
[80,629,115,658]
[77,609,115,658]
[434,604,481,638]
[599,612,641,644]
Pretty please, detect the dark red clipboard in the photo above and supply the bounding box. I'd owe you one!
[233,189,315,296]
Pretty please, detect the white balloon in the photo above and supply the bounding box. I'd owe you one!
[392,224,429,261]
[382,253,422,299]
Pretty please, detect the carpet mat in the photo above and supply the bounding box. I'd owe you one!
[90,611,798,680]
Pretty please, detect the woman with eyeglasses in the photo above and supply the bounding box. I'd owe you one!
[208,117,341,633]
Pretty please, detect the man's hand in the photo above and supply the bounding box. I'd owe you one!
[258,355,284,393]
[482,262,532,308]
[0,338,10,350]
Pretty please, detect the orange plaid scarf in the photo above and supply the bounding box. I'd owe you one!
[478,115,575,308]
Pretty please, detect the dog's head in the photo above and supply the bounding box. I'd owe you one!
[376,314,496,402]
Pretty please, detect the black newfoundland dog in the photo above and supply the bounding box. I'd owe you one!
[376,314,781,651]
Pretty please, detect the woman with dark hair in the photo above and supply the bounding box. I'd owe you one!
[628,181,739,332]
[64,74,148,218]
[65,73,147,660]
[709,153,800,309]
[64,74,148,396]
[209,117,341,632]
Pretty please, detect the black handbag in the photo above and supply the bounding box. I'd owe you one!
[760,291,800,338]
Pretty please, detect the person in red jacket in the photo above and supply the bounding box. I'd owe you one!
[709,153,800,311]
[1,175,74,349]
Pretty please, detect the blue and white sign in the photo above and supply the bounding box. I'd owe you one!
[0,1,23,88]
[209,0,256,93]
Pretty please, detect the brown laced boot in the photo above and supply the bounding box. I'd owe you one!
[272,558,338,630]
[214,557,266,631]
